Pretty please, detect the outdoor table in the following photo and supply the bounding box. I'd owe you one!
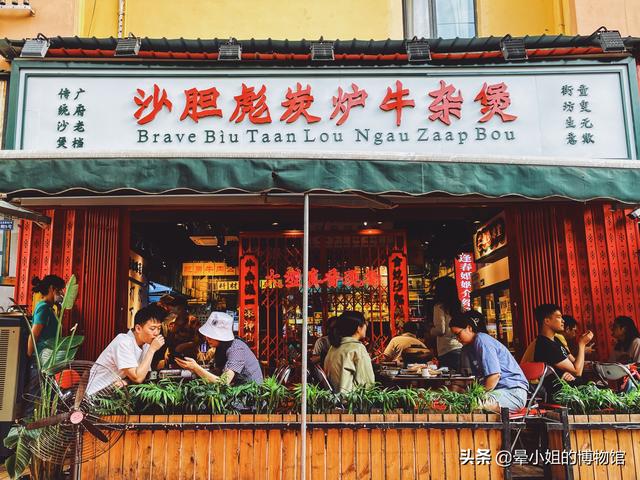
[378,373,476,390]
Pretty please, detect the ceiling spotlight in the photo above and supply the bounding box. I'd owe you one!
[628,207,640,220]
[377,221,383,225]
[272,222,279,226]
[114,34,141,57]
[406,38,431,63]
[310,40,334,61]
[20,34,50,58]
[500,35,527,61]
[363,221,368,226]
[473,220,481,224]
[595,27,625,52]
[218,38,241,61]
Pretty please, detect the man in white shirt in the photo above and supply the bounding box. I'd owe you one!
[383,322,430,363]
[87,304,167,395]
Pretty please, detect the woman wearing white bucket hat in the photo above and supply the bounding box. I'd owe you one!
[175,311,263,385]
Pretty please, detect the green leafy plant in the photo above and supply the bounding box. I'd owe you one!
[292,384,340,414]
[182,379,234,414]
[129,379,185,413]
[553,381,627,414]
[92,387,133,416]
[256,377,288,414]
[4,274,83,480]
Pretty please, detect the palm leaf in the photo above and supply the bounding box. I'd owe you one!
[60,274,79,313]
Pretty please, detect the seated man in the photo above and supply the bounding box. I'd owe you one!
[383,322,430,363]
[449,313,528,413]
[532,303,593,392]
[522,314,595,364]
[87,303,166,394]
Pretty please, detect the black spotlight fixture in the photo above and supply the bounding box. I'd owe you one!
[310,40,335,61]
[115,34,141,57]
[594,26,625,53]
[406,38,431,63]
[20,33,50,58]
[500,34,528,61]
[218,38,242,61]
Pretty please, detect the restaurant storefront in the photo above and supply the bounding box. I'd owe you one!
[2,36,640,364]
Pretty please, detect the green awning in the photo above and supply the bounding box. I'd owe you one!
[1,152,639,203]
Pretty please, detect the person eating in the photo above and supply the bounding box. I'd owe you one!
[449,313,528,413]
[88,303,167,394]
[175,311,263,385]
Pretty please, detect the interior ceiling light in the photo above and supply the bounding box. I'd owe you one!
[310,40,334,61]
[114,34,141,57]
[218,38,241,61]
[20,33,50,58]
[189,235,219,246]
[594,27,625,52]
[500,35,528,61]
[406,38,431,63]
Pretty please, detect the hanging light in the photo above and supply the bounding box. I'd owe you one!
[500,35,527,61]
[20,33,50,58]
[218,38,241,61]
[115,34,141,57]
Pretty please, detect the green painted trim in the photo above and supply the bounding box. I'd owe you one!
[4,61,23,150]
[7,58,639,158]
[2,156,640,203]
[623,57,640,159]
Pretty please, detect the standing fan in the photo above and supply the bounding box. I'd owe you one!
[21,359,130,466]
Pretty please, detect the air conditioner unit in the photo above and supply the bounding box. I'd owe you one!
[0,314,28,459]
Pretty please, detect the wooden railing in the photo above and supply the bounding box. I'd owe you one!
[81,413,511,479]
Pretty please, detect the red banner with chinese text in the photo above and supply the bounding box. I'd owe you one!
[238,254,259,351]
[455,253,477,311]
[388,251,409,335]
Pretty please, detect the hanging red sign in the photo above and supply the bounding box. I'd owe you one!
[388,251,409,335]
[455,252,477,311]
[238,254,259,350]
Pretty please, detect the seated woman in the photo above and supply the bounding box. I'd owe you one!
[323,311,375,394]
[176,312,263,385]
[609,316,640,364]
[449,313,529,413]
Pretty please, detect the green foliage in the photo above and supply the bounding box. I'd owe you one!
[292,383,340,414]
[3,426,36,480]
[5,274,83,480]
[92,388,133,416]
[430,382,489,414]
[255,377,289,414]
[59,274,79,314]
[129,379,185,413]
[553,381,634,414]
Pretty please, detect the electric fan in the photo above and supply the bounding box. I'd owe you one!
[21,359,130,466]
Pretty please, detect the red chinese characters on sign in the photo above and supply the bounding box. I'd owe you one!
[259,267,381,289]
[455,253,477,311]
[230,83,272,124]
[330,84,368,126]
[129,79,520,128]
[180,87,223,123]
[133,84,173,125]
[379,80,415,126]
[474,82,517,123]
[239,254,259,350]
[284,267,302,288]
[280,83,321,124]
[428,80,463,125]
[388,252,409,334]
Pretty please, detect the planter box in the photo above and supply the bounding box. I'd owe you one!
[80,413,511,479]
[546,411,640,480]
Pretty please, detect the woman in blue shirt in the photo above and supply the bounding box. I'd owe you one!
[450,313,528,413]
[28,275,65,358]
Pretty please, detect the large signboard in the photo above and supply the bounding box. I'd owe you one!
[11,63,637,158]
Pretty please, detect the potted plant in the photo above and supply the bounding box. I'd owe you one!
[4,275,83,480]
